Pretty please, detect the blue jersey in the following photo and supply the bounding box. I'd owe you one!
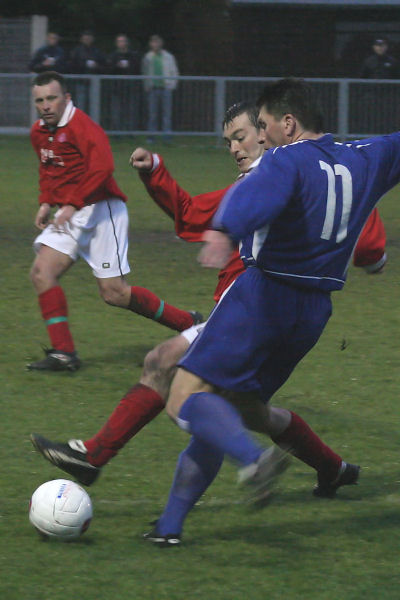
[213,133,400,291]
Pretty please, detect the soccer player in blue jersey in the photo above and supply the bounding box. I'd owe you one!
[144,78,400,546]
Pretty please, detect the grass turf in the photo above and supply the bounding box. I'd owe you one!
[1,135,400,599]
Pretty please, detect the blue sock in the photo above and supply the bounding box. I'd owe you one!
[177,392,263,466]
[157,437,224,536]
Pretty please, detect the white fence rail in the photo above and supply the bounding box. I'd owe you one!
[1,74,399,139]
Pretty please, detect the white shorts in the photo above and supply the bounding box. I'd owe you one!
[34,199,130,279]
[180,322,206,344]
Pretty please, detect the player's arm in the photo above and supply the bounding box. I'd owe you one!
[198,229,235,269]
[53,205,77,228]
[131,148,230,242]
[31,129,53,210]
[34,203,51,230]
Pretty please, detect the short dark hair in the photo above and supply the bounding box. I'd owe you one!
[256,78,324,133]
[222,101,259,129]
[31,71,68,93]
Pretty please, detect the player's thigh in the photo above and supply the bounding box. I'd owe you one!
[31,244,74,281]
[166,368,215,420]
[177,269,275,393]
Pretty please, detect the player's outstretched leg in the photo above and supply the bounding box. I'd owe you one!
[175,391,291,505]
[29,383,166,485]
[83,384,165,466]
[30,434,100,486]
[143,437,224,547]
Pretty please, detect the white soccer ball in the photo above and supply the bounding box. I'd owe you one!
[29,479,93,541]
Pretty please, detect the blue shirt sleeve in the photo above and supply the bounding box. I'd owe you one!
[212,148,298,243]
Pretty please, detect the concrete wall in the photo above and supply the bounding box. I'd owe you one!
[0,15,47,73]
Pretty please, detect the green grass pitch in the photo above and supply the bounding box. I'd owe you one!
[1,134,400,600]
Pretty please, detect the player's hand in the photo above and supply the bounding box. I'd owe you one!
[198,229,235,269]
[34,203,51,230]
[53,205,76,229]
[129,147,153,171]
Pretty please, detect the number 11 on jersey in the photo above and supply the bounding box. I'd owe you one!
[319,160,353,244]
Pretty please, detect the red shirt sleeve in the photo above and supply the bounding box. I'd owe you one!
[140,156,232,242]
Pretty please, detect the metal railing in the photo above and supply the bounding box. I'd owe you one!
[1,73,400,140]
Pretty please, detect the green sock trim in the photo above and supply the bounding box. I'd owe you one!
[153,300,165,321]
[45,316,68,326]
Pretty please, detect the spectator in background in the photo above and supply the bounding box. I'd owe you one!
[70,30,106,75]
[356,37,399,135]
[142,35,179,142]
[108,34,141,76]
[360,38,399,79]
[107,34,142,131]
[70,31,106,110]
[29,32,67,73]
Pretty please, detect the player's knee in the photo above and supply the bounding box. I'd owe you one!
[30,261,49,289]
[30,263,39,285]
[143,343,176,379]
[100,286,126,307]
[143,346,162,377]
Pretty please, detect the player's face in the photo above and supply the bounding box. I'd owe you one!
[33,80,71,128]
[257,107,290,149]
[223,112,265,173]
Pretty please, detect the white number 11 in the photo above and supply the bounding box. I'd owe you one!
[319,160,353,243]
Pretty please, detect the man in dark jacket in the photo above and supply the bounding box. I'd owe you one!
[29,32,67,73]
[360,38,399,79]
[70,30,106,74]
[107,34,142,131]
[69,30,106,110]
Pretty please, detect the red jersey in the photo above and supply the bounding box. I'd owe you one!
[30,102,126,210]
[140,155,244,303]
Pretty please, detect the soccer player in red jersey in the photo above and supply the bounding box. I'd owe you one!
[28,71,200,372]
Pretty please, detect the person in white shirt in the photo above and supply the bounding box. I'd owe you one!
[141,35,179,142]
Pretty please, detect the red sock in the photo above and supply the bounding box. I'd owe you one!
[128,286,194,332]
[84,384,165,467]
[272,411,342,481]
[38,286,75,353]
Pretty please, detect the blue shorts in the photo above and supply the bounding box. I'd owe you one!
[178,267,332,402]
